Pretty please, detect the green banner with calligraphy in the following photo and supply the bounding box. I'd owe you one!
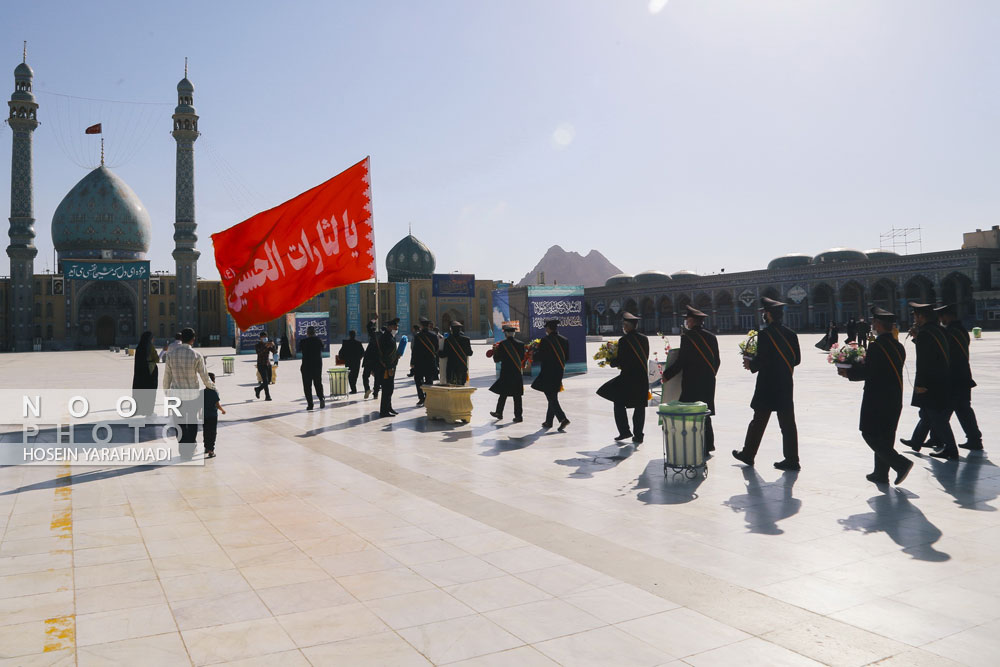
[63,260,150,281]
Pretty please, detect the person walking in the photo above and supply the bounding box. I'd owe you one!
[899,302,959,460]
[132,330,159,418]
[663,305,720,452]
[376,318,400,417]
[839,307,913,485]
[299,326,325,410]
[411,318,439,406]
[856,318,871,350]
[597,312,650,445]
[203,372,226,459]
[488,325,525,423]
[937,304,982,451]
[532,319,570,431]
[254,332,275,401]
[846,317,857,344]
[440,321,473,386]
[732,298,802,471]
[337,330,365,394]
[362,320,380,400]
[163,328,215,455]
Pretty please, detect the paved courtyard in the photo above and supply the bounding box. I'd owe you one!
[0,333,997,666]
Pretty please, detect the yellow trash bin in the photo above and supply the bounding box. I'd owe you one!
[328,367,350,398]
[222,357,235,375]
[972,327,982,339]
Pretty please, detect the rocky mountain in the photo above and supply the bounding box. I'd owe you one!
[516,245,622,288]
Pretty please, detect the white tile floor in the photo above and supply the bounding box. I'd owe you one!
[0,333,997,665]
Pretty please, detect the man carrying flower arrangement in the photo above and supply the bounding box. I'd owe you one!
[489,325,526,422]
[732,297,802,471]
[532,319,571,431]
[838,306,914,485]
[663,305,720,452]
[440,321,474,386]
[597,312,650,445]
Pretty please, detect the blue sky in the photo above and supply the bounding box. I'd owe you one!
[3,0,998,282]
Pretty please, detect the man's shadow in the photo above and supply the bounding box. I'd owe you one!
[631,459,706,504]
[927,452,999,511]
[555,444,636,479]
[839,488,949,562]
[480,429,547,456]
[724,468,800,535]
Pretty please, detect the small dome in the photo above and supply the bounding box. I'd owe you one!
[14,62,32,79]
[386,233,436,282]
[812,248,868,264]
[604,273,635,287]
[864,249,899,261]
[767,253,812,271]
[634,270,672,284]
[177,77,194,93]
[670,270,699,279]
[52,166,152,260]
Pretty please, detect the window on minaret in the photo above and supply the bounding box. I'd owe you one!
[45,303,53,318]
[170,303,175,316]
[159,303,165,316]
[34,303,41,317]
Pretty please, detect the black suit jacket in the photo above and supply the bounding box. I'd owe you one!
[489,338,525,396]
[338,339,364,368]
[749,324,800,412]
[531,333,569,393]
[298,336,324,375]
[911,322,950,410]
[664,326,720,413]
[847,332,905,433]
[597,331,649,408]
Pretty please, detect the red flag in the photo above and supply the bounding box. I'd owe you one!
[213,157,374,329]
[85,123,102,134]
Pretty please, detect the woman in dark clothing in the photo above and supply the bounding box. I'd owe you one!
[815,322,839,352]
[279,335,293,360]
[132,331,159,417]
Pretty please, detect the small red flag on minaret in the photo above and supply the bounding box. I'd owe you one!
[85,123,102,134]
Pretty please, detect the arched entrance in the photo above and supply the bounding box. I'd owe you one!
[96,316,115,346]
[840,281,865,322]
[941,272,974,321]
[811,283,835,329]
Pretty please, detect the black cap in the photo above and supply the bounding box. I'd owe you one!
[544,319,559,329]
[501,325,516,333]
[934,303,957,316]
[908,301,935,314]
[759,297,786,312]
[621,312,640,323]
[451,320,463,328]
[419,317,431,325]
[386,317,400,326]
[684,305,708,318]
[870,306,896,321]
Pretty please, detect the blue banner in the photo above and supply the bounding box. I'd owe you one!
[492,288,511,332]
[346,283,361,336]
[433,273,475,298]
[527,285,586,374]
[237,324,266,355]
[395,282,411,335]
[64,260,149,281]
[293,312,330,358]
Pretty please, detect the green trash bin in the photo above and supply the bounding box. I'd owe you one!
[658,401,711,478]
[328,367,350,399]
[222,356,235,375]
[972,327,982,339]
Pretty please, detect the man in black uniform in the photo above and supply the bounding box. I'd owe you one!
[532,319,570,431]
[411,318,439,405]
[337,330,364,394]
[362,319,380,400]
[440,321,473,386]
[663,305,720,452]
[375,318,400,417]
[839,307,913,485]
[733,298,802,471]
[597,312,649,445]
[299,326,325,411]
[938,304,982,451]
[900,302,958,460]
[856,319,871,350]
[489,325,525,422]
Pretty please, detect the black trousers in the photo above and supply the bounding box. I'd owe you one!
[742,408,799,463]
[179,423,199,443]
[255,363,272,399]
[379,374,394,414]
[613,403,645,438]
[495,394,523,419]
[414,368,435,401]
[347,364,360,393]
[704,414,715,452]
[862,430,908,480]
[363,367,379,395]
[544,390,566,424]
[203,416,217,452]
[302,370,324,408]
[952,400,982,445]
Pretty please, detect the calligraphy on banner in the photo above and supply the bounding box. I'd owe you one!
[212,157,375,329]
[63,260,150,281]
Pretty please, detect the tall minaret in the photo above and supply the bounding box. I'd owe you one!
[171,59,199,331]
[7,44,39,352]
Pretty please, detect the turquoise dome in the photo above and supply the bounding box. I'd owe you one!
[386,233,436,282]
[52,166,152,260]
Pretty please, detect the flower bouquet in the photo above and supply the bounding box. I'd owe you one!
[522,339,542,371]
[593,341,618,368]
[652,334,671,361]
[827,342,866,369]
[738,330,758,361]
[485,342,500,359]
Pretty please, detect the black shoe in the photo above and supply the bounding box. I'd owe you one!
[264,397,272,401]
[899,438,921,453]
[350,390,358,394]
[632,435,644,445]
[206,451,216,459]
[706,444,715,452]
[306,405,314,411]
[894,459,914,485]
[319,399,325,409]
[929,449,959,461]
[558,419,570,432]
[364,390,371,399]
[774,459,801,471]
[512,416,523,423]
[255,387,261,399]
[731,450,754,466]
[614,432,633,442]
[417,399,425,407]
[959,441,984,451]
[865,472,889,484]
[490,411,502,420]
[541,421,553,429]
[379,411,392,418]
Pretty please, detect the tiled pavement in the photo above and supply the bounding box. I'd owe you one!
[0,334,997,665]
